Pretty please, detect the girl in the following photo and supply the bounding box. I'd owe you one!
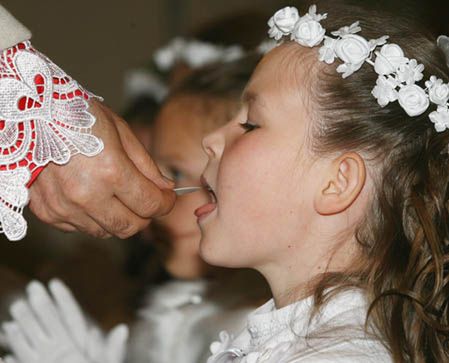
[199,2,449,362]
[126,53,270,363]
[124,55,268,363]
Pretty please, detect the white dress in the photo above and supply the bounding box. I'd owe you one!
[126,279,253,363]
[207,289,393,363]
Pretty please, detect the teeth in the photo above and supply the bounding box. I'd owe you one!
[206,186,217,203]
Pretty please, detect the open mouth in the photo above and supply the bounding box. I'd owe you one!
[201,175,217,204]
[195,175,218,220]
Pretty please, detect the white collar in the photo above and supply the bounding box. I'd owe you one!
[244,288,368,348]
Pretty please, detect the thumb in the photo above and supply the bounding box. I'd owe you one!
[105,324,129,363]
[114,118,174,189]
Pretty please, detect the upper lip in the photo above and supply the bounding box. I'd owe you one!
[201,175,217,203]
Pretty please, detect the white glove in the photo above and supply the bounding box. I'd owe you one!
[2,279,128,363]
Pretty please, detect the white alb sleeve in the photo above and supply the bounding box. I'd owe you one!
[0,6,31,51]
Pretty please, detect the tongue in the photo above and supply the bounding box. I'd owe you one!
[194,203,217,217]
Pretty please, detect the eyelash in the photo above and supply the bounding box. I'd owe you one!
[239,121,259,133]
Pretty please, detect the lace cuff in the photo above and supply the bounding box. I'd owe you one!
[0,41,104,241]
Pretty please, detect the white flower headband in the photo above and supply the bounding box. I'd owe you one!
[268,5,449,132]
[132,38,277,103]
[153,37,277,72]
[153,38,245,71]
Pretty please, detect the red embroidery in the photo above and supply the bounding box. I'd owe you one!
[0,41,92,186]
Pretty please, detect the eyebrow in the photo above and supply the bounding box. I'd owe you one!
[242,90,266,108]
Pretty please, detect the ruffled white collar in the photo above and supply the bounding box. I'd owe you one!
[245,295,313,348]
[208,289,370,362]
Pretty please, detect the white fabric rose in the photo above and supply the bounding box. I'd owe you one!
[374,44,408,75]
[183,41,222,68]
[335,34,370,66]
[398,84,430,117]
[291,15,326,47]
[425,75,440,89]
[153,46,177,71]
[306,4,328,22]
[372,75,399,107]
[319,36,337,64]
[427,78,449,106]
[397,59,424,85]
[333,35,370,77]
[222,45,245,62]
[368,36,389,51]
[331,21,361,37]
[268,7,300,40]
[153,38,186,71]
[257,40,278,54]
[336,63,363,78]
[429,106,449,132]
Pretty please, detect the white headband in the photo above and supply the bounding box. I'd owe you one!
[268,5,449,132]
[153,38,245,71]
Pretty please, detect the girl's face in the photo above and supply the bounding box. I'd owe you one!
[152,95,213,279]
[198,45,333,278]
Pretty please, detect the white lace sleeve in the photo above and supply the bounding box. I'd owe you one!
[0,41,104,241]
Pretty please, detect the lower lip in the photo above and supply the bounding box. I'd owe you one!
[194,203,217,221]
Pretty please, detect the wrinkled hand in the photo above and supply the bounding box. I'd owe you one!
[29,101,176,239]
[2,279,128,363]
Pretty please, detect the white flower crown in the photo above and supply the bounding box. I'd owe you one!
[268,5,449,132]
[153,38,245,71]
[153,38,277,72]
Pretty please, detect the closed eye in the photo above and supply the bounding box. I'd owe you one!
[239,121,259,133]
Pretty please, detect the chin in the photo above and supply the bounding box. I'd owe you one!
[199,236,246,269]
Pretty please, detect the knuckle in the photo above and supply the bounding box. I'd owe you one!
[38,210,56,225]
[69,185,92,207]
[93,228,110,239]
[104,216,135,239]
[141,194,162,217]
[53,201,71,221]
[115,224,138,239]
[100,156,121,184]
[61,225,77,233]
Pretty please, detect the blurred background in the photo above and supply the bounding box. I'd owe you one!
[2,0,448,110]
[2,0,284,110]
[0,0,448,346]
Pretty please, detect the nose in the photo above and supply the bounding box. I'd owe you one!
[202,126,225,159]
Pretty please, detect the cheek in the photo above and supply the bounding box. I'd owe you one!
[209,135,306,265]
[220,135,298,217]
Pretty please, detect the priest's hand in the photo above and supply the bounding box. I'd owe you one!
[29,100,176,239]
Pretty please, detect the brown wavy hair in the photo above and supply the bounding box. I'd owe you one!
[290,2,449,362]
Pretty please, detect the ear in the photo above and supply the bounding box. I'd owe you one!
[314,152,366,215]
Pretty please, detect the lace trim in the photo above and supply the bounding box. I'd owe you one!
[0,41,104,240]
